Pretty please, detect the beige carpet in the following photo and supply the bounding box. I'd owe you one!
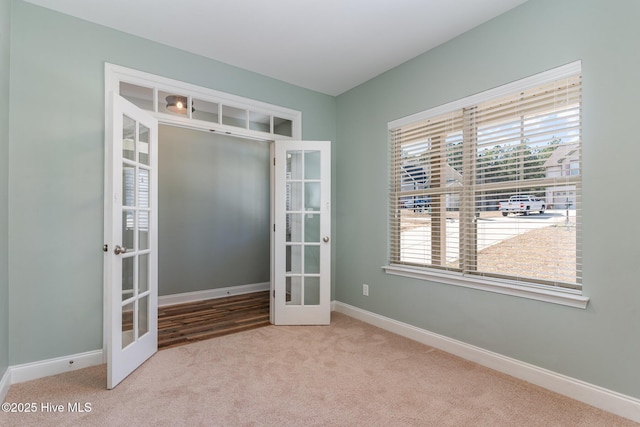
[1,313,636,426]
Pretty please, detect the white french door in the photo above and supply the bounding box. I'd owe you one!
[104,93,158,389]
[271,141,331,325]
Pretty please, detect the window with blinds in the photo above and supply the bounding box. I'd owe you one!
[389,66,582,291]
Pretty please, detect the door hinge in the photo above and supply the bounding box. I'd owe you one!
[103,244,108,252]
[273,224,275,232]
[273,290,275,298]
[273,157,276,166]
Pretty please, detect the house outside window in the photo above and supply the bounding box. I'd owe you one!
[386,62,583,302]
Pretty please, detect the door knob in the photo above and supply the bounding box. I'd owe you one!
[114,245,128,255]
[323,236,330,243]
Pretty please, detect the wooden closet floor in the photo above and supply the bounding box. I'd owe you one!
[157,291,270,350]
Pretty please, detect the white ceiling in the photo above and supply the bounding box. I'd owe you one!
[23,0,527,96]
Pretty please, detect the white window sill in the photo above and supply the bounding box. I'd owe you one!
[382,264,589,309]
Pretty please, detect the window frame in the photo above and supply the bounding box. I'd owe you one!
[384,61,588,309]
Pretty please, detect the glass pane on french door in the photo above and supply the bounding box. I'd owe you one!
[121,113,152,349]
[285,149,322,306]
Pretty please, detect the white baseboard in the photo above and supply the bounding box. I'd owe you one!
[9,350,104,385]
[332,301,640,423]
[0,367,10,403]
[158,282,270,307]
[2,283,269,394]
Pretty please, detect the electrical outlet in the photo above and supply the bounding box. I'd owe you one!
[363,284,369,296]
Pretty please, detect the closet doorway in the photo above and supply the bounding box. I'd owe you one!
[156,125,271,349]
[104,64,331,388]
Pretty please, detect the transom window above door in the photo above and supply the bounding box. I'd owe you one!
[106,63,301,141]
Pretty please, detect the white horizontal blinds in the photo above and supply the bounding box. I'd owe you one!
[389,111,464,270]
[389,70,582,290]
[474,76,581,191]
[468,76,582,288]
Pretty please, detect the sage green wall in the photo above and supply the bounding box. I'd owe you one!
[158,126,270,296]
[11,0,637,403]
[0,0,10,378]
[7,1,335,365]
[335,0,640,398]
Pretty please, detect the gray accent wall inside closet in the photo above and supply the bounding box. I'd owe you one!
[158,125,270,296]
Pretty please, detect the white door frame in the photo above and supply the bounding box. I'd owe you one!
[104,64,304,358]
[104,65,334,378]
